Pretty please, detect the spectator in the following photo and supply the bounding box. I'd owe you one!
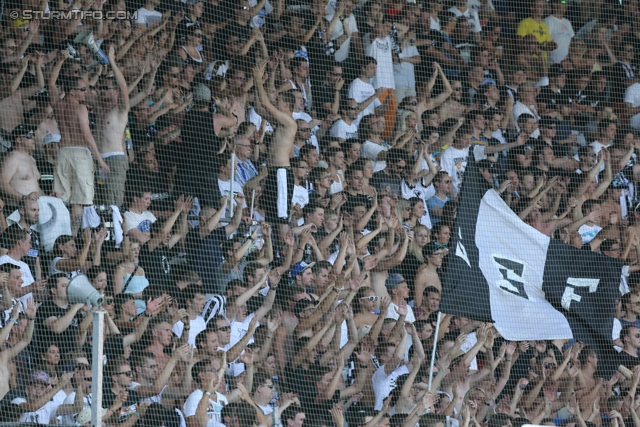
[0,124,42,206]
[349,57,383,123]
[544,0,575,64]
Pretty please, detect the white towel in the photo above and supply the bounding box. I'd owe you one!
[82,206,101,229]
[110,206,124,248]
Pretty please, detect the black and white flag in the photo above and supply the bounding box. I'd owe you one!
[440,161,623,377]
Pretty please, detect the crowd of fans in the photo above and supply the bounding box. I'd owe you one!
[3,0,640,425]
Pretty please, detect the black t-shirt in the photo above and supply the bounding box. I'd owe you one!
[617,351,640,370]
[536,87,572,111]
[314,83,340,118]
[34,300,81,354]
[125,165,172,212]
[103,389,141,422]
[139,243,175,292]
[370,171,402,196]
[174,110,223,197]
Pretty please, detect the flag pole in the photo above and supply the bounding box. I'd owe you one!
[428,311,442,391]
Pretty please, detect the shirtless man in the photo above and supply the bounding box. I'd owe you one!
[252,59,298,244]
[0,57,45,133]
[93,46,130,207]
[49,51,110,235]
[0,298,36,401]
[600,183,624,228]
[439,79,468,122]
[0,125,42,206]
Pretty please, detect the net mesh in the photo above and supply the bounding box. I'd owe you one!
[0,0,636,426]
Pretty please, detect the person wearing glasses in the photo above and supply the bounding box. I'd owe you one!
[316,63,345,118]
[103,357,144,424]
[0,124,42,207]
[331,99,360,143]
[352,286,382,329]
[184,358,228,426]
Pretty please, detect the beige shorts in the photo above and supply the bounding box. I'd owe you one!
[53,147,95,205]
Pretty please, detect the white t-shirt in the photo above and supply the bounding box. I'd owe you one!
[349,78,381,121]
[125,210,157,234]
[372,364,410,410]
[135,7,162,26]
[60,392,92,425]
[12,397,60,424]
[512,101,541,139]
[361,140,391,173]
[393,42,420,88]
[326,12,359,62]
[183,389,228,423]
[292,184,310,209]
[364,35,395,89]
[449,6,482,33]
[330,119,359,140]
[386,302,416,322]
[218,179,247,209]
[0,255,34,308]
[329,172,344,195]
[173,315,207,348]
[229,312,259,347]
[543,15,574,64]
[440,146,470,196]
[625,83,640,129]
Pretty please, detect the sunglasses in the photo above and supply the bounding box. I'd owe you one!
[359,296,380,302]
[73,87,87,92]
[118,371,133,377]
[543,363,556,369]
[215,326,231,332]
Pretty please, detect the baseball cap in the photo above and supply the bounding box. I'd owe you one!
[423,241,444,256]
[192,83,211,103]
[290,261,315,278]
[43,133,61,146]
[385,273,406,291]
[30,370,50,384]
[11,124,35,141]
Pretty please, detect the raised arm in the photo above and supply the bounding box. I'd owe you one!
[253,59,296,128]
